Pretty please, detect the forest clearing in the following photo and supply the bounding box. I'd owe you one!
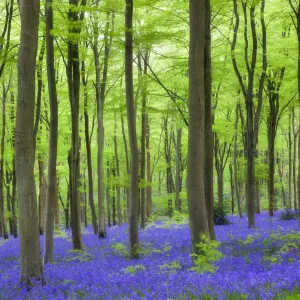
[1,0,300,298]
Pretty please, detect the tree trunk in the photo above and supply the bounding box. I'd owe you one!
[233,103,242,218]
[82,61,98,234]
[255,179,260,214]
[16,0,43,284]
[106,159,111,227]
[121,116,130,217]
[113,114,122,226]
[0,84,8,239]
[146,114,152,217]
[67,0,85,251]
[293,108,298,210]
[38,159,47,235]
[288,111,292,209]
[217,168,224,211]
[229,164,234,215]
[204,0,215,240]
[268,127,275,217]
[140,52,149,228]
[173,127,182,213]
[188,0,210,255]
[125,0,139,258]
[43,0,59,263]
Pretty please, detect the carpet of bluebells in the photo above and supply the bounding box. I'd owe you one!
[1,211,300,299]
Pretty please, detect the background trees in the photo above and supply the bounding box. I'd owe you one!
[0,0,300,283]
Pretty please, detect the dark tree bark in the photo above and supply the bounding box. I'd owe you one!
[233,103,242,218]
[113,114,122,226]
[9,92,17,237]
[106,159,111,227]
[82,60,98,234]
[0,82,9,239]
[140,52,149,229]
[188,0,210,255]
[16,0,43,284]
[43,0,59,263]
[146,114,152,217]
[292,107,298,210]
[125,0,139,258]
[38,159,47,235]
[214,133,231,212]
[173,127,182,213]
[204,0,215,240]
[163,118,174,218]
[267,68,285,216]
[288,110,293,209]
[67,0,85,251]
[121,115,130,216]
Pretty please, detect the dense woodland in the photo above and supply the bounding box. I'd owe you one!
[1,0,300,298]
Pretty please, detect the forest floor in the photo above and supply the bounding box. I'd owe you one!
[0,211,300,299]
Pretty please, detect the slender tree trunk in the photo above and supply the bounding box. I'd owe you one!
[288,111,292,209]
[10,93,18,238]
[0,85,8,239]
[293,108,298,210]
[233,104,242,218]
[121,116,130,216]
[268,128,275,217]
[11,160,17,238]
[106,159,111,227]
[125,0,139,258]
[44,0,58,263]
[113,114,122,226]
[82,61,98,234]
[16,0,43,284]
[38,160,47,235]
[188,0,210,255]
[146,114,152,217]
[174,128,182,213]
[229,164,234,215]
[67,0,85,250]
[5,169,13,235]
[256,179,260,214]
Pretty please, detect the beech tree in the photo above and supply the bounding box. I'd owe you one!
[187,0,210,254]
[43,0,59,263]
[16,0,43,284]
[125,0,139,258]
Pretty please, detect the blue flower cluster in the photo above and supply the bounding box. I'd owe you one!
[0,211,300,299]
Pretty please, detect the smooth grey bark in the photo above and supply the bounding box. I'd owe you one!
[43,0,59,263]
[16,0,43,284]
[187,0,210,255]
[125,0,139,258]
